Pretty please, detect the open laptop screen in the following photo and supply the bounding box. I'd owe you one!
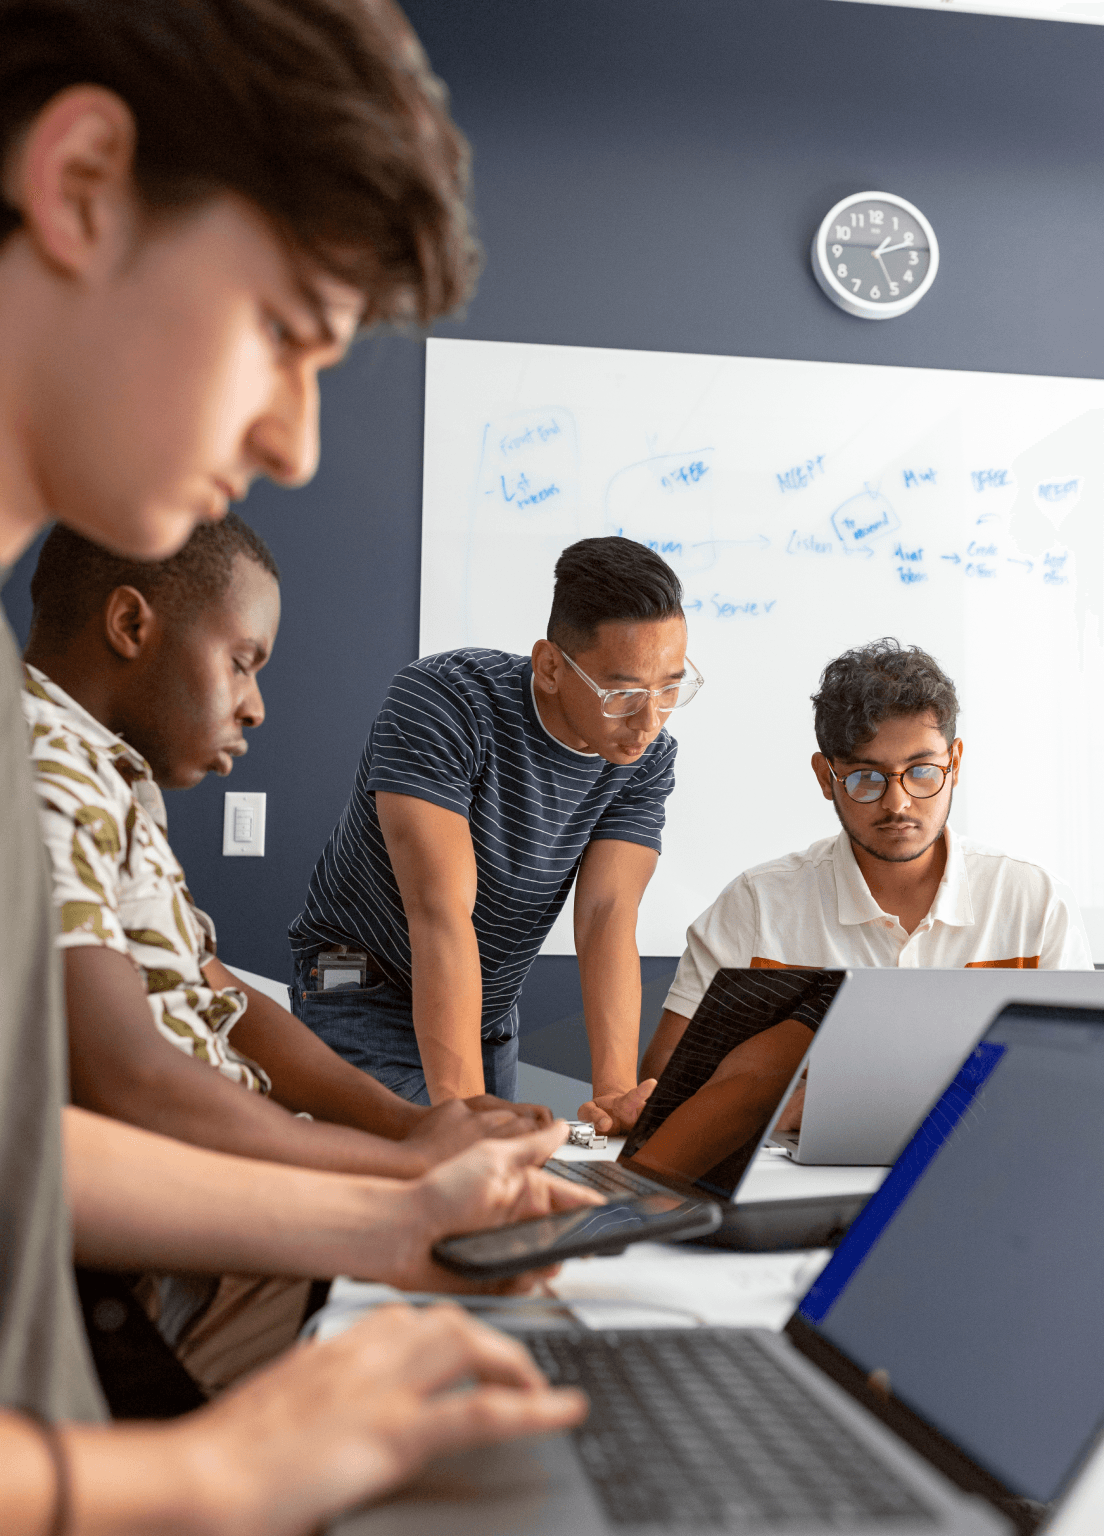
[798,1004,1104,1505]
[620,967,844,1197]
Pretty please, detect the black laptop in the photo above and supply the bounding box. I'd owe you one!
[548,966,866,1249]
[336,1002,1104,1535]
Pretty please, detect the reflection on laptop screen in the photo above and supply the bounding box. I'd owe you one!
[799,1005,1104,1505]
[621,968,844,1197]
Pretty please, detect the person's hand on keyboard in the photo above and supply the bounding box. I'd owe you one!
[577,1078,657,1136]
[179,1302,587,1535]
[392,1120,604,1294]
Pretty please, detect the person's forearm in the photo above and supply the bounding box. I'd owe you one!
[639,1009,690,1084]
[577,908,642,1098]
[3,1406,254,1536]
[1,1414,58,1535]
[207,962,425,1139]
[64,1106,422,1283]
[83,1043,432,1178]
[408,912,485,1103]
[60,1418,230,1536]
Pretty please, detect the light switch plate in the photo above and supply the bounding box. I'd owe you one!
[223,791,266,857]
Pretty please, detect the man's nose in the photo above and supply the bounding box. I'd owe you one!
[882,776,912,812]
[239,678,266,729]
[630,694,664,733]
[246,369,321,487]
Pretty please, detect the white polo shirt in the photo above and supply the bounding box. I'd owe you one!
[664,827,1094,1020]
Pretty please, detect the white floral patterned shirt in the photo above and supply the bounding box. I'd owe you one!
[22,665,269,1092]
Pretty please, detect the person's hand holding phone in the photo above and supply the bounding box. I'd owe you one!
[391,1121,604,1293]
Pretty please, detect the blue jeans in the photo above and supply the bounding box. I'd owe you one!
[291,956,519,1106]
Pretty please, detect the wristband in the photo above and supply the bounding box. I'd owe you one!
[19,1409,70,1536]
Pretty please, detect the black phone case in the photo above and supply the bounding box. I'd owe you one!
[431,1199,722,1279]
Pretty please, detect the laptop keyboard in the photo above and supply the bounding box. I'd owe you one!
[521,1328,938,1530]
[547,1158,669,1199]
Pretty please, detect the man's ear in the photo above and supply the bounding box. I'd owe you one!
[5,86,138,278]
[104,586,156,661]
[950,737,964,785]
[531,638,562,696]
[811,752,835,802]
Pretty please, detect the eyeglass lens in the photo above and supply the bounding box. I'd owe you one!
[602,680,700,718]
[843,765,947,802]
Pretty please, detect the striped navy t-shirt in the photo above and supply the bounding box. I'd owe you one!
[289,649,677,1031]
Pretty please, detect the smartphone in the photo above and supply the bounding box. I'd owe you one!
[431,1193,722,1280]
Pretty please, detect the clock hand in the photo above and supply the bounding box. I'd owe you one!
[871,235,892,259]
[877,238,917,257]
[875,252,892,288]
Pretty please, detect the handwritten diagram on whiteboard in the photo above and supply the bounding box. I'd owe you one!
[421,338,1104,956]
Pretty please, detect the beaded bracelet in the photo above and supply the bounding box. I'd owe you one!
[18,1408,70,1536]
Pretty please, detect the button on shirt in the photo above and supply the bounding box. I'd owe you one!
[22,666,269,1092]
[665,828,1093,1020]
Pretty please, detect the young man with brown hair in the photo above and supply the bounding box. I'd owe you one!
[0,1,593,1528]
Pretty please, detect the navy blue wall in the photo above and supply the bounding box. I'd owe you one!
[7,0,1104,1051]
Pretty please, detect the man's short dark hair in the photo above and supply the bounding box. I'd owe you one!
[0,0,479,324]
[28,513,280,654]
[812,638,959,760]
[547,537,684,652]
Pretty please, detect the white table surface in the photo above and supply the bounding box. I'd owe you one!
[312,1144,889,1340]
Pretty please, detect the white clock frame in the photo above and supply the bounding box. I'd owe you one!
[812,190,940,320]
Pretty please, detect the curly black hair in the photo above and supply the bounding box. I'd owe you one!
[28,513,279,655]
[811,638,959,761]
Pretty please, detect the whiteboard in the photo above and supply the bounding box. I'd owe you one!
[421,338,1104,958]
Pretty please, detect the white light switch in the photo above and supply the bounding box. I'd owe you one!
[223,792,266,857]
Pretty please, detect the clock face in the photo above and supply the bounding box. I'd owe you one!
[812,192,938,320]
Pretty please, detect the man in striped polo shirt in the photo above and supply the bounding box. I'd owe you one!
[291,536,701,1131]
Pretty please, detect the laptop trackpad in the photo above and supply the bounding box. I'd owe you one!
[330,1432,608,1535]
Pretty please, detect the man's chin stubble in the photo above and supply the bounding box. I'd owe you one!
[831,790,952,866]
[848,829,935,865]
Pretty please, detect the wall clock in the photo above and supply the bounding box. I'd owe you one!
[812,191,939,320]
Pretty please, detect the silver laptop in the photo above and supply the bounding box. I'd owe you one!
[770,967,1104,1166]
[334,1000,1104,1535]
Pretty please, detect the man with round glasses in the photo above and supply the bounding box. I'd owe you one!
[641,637,1091,1086]
[291,536,699,1132]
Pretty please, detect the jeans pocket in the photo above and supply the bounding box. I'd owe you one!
[296,974,423,1091]
[303,977,388,1002]
[298,985,385,1062]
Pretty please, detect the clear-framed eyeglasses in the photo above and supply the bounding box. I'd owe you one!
[827,759,954,804]
[559,650,705,719]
